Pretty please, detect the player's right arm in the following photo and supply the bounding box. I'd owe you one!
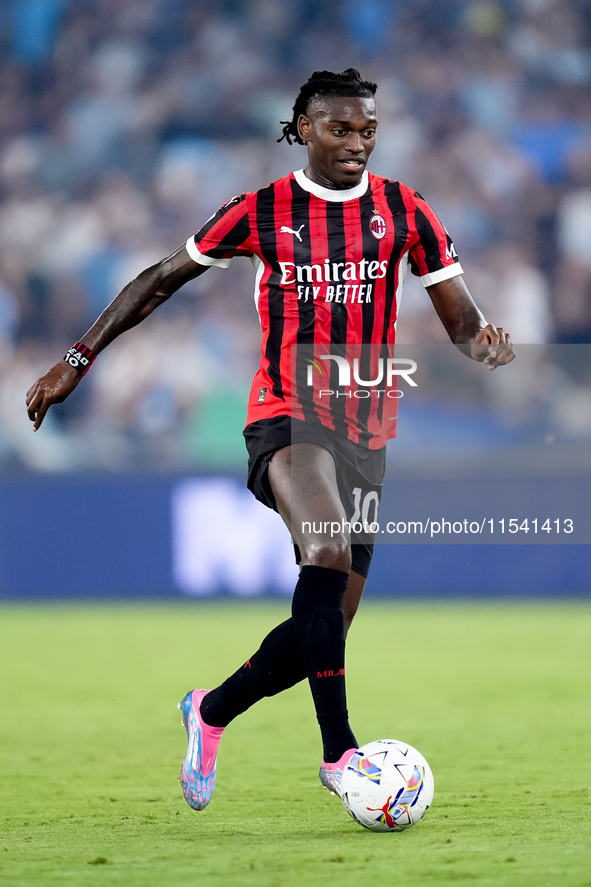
[26,245,205,431]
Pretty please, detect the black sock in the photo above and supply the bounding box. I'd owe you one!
[200,619,306,728]
[200,567,358,761]
[291,565,357,763]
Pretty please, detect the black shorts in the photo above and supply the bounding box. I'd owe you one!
[243,415,386,579]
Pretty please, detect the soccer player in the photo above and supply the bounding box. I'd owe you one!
[26,68,514,810]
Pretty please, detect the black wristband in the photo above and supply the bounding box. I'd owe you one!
[64,342,97,376]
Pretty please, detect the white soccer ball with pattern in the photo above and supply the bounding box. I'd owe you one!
[340,739,434,831]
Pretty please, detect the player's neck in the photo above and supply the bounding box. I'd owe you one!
[294,168,369,203]
[303,165,364,191]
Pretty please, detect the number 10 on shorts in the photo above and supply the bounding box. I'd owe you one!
[350,487,380,534]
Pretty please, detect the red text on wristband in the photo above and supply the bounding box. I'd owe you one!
[64,342,97,376]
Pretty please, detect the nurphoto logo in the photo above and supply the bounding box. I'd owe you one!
[306,355,418,395]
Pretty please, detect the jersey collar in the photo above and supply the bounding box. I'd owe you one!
[293,168,369,202]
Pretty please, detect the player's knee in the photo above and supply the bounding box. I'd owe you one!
[300,541,351,574]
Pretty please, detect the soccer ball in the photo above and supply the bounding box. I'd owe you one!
[340,739,434,832]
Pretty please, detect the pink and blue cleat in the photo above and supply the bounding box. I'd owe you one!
[178,689,225,811]
[319,748,358,797]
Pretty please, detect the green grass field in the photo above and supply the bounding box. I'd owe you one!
[0,601,590,887]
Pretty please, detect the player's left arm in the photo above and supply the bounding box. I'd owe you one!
[426,275,515,369]
[26,245,206,430]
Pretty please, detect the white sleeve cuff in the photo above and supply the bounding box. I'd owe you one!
[420,263,464,287]
[185,237,232,269]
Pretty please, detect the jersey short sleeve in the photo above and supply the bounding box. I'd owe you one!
[408,192,463,287]
[186,194,253,268]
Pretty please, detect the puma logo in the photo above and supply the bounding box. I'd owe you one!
[280,224,305,243]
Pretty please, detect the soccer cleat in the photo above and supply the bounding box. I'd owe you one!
[319,747,358,797]
[178,689,225,811]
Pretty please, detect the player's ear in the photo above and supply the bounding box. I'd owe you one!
[298,114,312,143]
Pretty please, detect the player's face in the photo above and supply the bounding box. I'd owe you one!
[298,96,377,190]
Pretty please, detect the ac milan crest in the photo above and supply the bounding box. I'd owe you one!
[370,213,387,240]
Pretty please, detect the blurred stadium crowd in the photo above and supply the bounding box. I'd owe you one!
[0,0,590,471]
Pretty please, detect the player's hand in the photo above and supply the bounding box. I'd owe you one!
[26,361,82,431]
[470,324,515,369]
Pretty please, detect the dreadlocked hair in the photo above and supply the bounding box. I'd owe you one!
[278,68,377,146]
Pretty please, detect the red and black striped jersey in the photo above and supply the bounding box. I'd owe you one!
[186,169,463,448]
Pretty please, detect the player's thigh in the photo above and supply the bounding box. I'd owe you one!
[268,443,351,566]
